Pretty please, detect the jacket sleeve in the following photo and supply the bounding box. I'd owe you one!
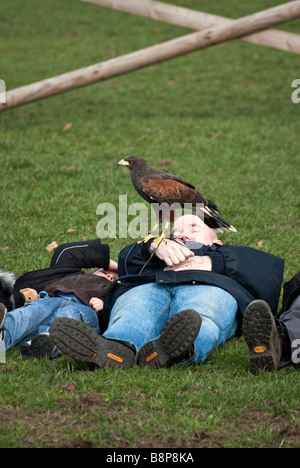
[118,241,284,312]
[118,240,163,276]
[50,239,110,270]
[207,245,284,311]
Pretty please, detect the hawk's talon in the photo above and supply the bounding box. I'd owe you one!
[137,233,155,244]
[152,234,167,248]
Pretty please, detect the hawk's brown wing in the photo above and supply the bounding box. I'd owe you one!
[142,179,207,205]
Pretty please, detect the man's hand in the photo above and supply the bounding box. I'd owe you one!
[89,297,104,313]
[164,255,212,272]
[150,239,194,267]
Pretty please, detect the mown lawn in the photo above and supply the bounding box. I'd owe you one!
[0,0,299,448]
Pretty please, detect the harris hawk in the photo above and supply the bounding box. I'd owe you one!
[117,155,237,244]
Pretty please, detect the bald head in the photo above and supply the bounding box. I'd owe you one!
[172,215,222,246]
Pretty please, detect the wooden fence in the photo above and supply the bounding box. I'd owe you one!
[82,0,300,54]
[1,0,300,112]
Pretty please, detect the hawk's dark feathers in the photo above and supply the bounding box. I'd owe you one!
[118,155,236,232]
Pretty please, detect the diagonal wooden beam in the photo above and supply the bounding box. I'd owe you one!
[1,0,300,112]
[81,0,300,55]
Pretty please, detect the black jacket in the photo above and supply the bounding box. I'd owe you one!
[12,239,110,309]
[101,240,284,333]
[278,270,300,317]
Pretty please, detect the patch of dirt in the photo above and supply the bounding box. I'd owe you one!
[0,396,102,448]
[136,405,300,448]
[0,398,299,448]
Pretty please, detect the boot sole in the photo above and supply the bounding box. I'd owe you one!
[21,334,57,360]
[138,309,201,369]
[242,300,281,374]
[50,318,135,369]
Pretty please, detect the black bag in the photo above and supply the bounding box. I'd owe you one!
[278,271,300,316]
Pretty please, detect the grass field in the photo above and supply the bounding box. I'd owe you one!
[0,0,300,448]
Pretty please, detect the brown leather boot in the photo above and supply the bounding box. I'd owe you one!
[242,300,283,374]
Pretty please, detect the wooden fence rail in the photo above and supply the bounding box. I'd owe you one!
[1,1,300,112]
[82,0,300,55]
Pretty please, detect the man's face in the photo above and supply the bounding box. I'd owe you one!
[172,215,221,246]
[93,269,119,282]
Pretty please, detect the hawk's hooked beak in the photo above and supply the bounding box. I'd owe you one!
[117,159,129,167]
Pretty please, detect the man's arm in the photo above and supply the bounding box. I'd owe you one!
[165,244,284,314]
[164,255,212,271]
[149,239,194,266]
[118,238,194,276]
[215,245,284,304]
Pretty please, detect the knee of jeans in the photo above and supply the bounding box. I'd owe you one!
[77,312,100,334]
[200,319,220,341]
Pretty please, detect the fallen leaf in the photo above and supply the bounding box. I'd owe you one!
[257,240,263,249]
[160,159,171,169]
[63,123,72,131]
[54,123,72,135]
[67,229,77,233]
[46,241,58,252]
[62,383,76,394]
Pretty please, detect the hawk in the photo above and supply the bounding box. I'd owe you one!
[117,155,236,244]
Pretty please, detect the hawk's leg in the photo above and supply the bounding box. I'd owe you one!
[151,221,170,249]
[137,222,159,244]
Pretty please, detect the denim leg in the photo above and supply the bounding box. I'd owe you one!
[103,283,172,353]
[38,298,99,335]
[171,285,238,364]
[3,297,99,349]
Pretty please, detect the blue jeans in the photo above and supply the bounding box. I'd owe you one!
[104,283,238,364]
[3,296,99,350]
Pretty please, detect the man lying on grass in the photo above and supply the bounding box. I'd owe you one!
[0,239,118,360]
[1,216,297,373]
[47,215,288,372]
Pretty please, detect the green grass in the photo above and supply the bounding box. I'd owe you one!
[0,0,300,448]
